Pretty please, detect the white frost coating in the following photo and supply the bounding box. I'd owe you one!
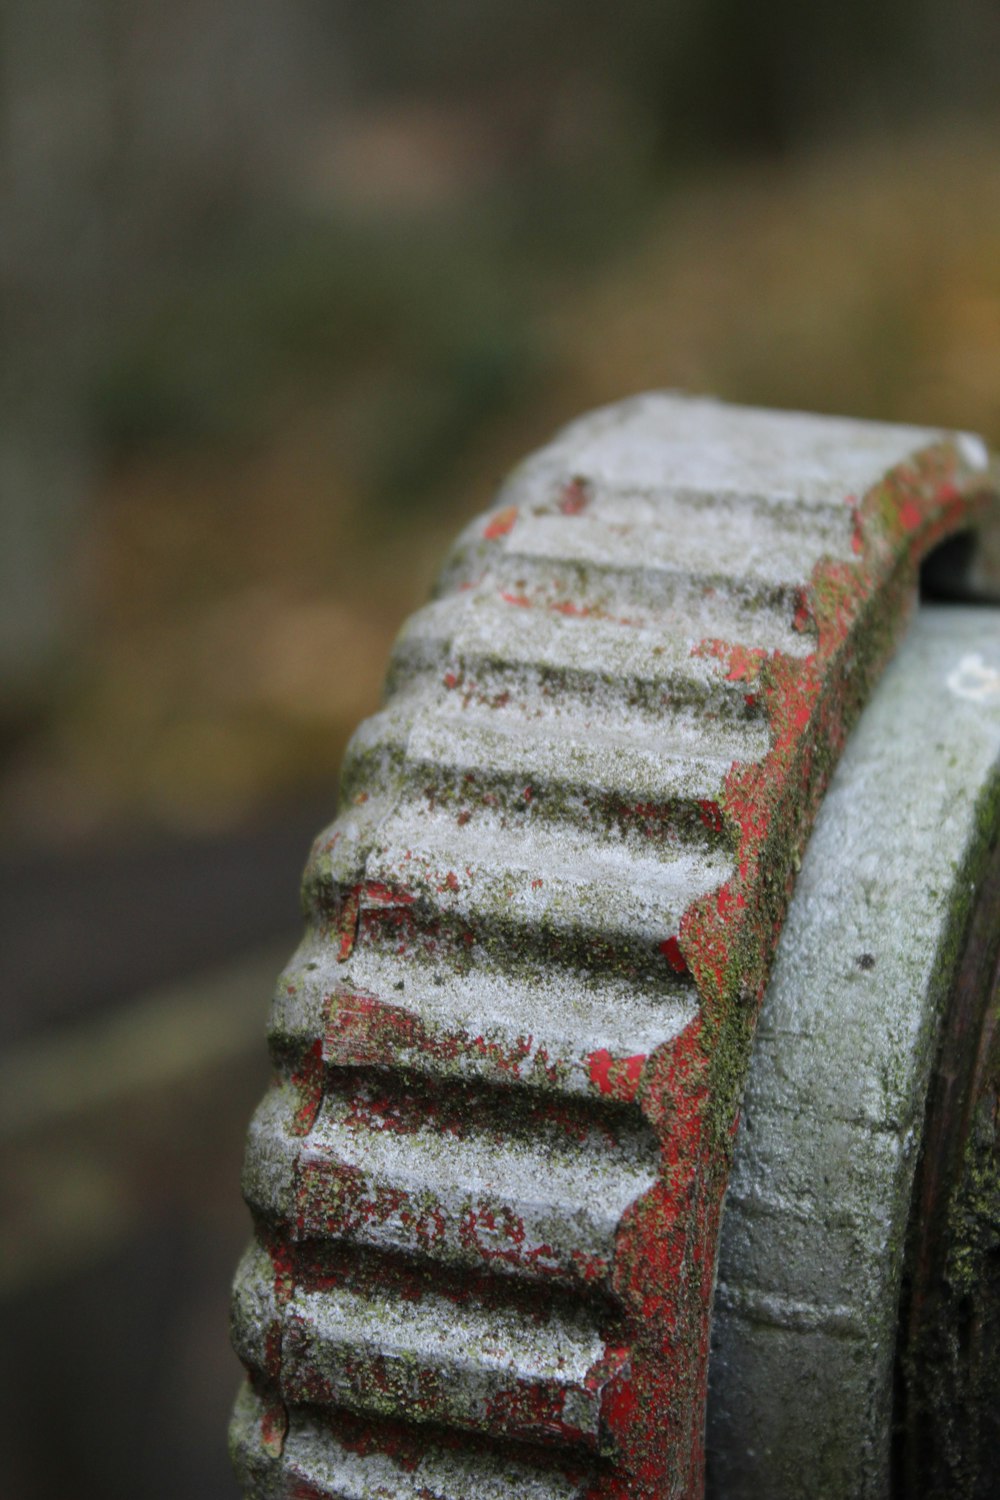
[406,577,810,673]
[232,1380,589,1500]
[235,397,996,1498]
[245,1078,659,1276]
[231,1240,279,1370]
[505,505,848,590]
[708,605,1000,1500]
[957,431,990,471]
[289,1280,607,1384]
[367,801,732,943]
[305,1092,656,1258]
[407,705,766,802]
[501,393,942,509]
[337,944,698,1092]
[947,649,1000,703]
[283,1401,587,1500]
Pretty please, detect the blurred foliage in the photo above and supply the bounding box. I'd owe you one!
[7,120,997,847]
[94,214,539,479]
[5,18,1000,1500]
[4,0,1000,846]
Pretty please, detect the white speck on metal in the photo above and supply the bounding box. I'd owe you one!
[947,649,1000,702]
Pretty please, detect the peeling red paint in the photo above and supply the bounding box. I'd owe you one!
[362,881,416,908]
[289,1039,325,1136]
[483,505,518,540]
[792,593,812,634]
[482,1382,594,1448]
[551,599,593,617]
[599,441,992,1498]
[337,885,362,962]
[696,800,723,835]
[259,1398,289,1457]
[693,638,768,683]
[559,477,590,515]
[587,1048,647,1102]
[237,429,996,1500]
[325,988,553,1084]
[659,936,688,974]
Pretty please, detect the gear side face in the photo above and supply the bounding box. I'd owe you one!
[229,395,998,1499]
[707,605,1000,1497]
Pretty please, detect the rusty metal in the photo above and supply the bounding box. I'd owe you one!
[706,605,1000,1497]
[228,395,999,1498]
[896,760,1000,1497]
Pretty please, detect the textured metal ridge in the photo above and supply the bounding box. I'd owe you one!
[707,605,1000,1496]
[230,394,999,1498]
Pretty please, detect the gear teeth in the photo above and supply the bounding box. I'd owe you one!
[232,393,999,1498]
[389,592,783,715]
[231,1381,591,1500]
[243,1073,659,1287]
[270,935,697,1098]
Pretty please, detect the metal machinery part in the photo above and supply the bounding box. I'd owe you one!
[229,395,1000,1499]
[707,605,1000,1498]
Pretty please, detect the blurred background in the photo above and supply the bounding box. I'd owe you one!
[2,3,1000,1495]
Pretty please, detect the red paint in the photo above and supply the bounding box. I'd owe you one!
[714,883,745,920]
[337,884,362,962]
[483,504,518,540]
[593,444,985,1496]
[482,1381,594,1448]
[572,1248,611,1283]
[500,590,532,608]
[587,1048,647,1102]
[601,1362,638,1444]
[362,881,415,908]
[559,477,590,514]
[693,638,768,683]
[259,1399,288,1457]
[659,936,688,974]
[898,497,923,531]
[792,595,812,634]
[696,800,723,835]
[326,988,545,1083]
[268,437,988,1500]
[289,1038,324,1135]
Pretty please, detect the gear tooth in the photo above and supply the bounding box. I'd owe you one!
[231,395,999,1499]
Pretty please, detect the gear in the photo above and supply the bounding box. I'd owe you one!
[707,604,1000,1497]
[229,395,999,1498]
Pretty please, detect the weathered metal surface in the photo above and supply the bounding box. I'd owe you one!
[897,650,1000,1500]
[706,605,1000,1497]
[230,394,999,1498]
